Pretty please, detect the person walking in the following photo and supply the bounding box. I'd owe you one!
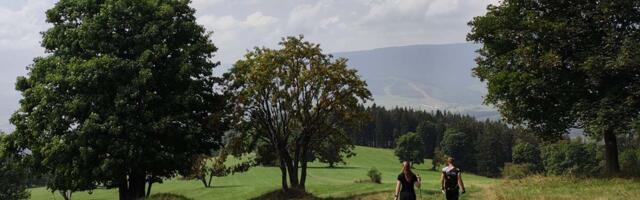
[394,161,421,200]
[440,157,465,200]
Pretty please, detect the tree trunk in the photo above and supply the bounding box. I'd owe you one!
[199,175,208,188]
[130,173,146,200]
[208,173,214,188]
[279,159,289,193]
[146,177,153,198]
[118,173,147,200]
[59,190,72,200]
[286,157,299,188]
[299,160,308,190]
[119,176,129,200]
[603,129,620,174]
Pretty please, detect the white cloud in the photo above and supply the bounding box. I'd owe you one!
[0,0,500,131]
[190,0,225,10]
[0,0,54,50]
[245,12,278,27]
[425,0,460,16]
[198,12,277,32]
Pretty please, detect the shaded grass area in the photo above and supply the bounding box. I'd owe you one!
[249,187,483,200]
[28,146,494,200]
[483,175,640,200]
[147,193,193,200]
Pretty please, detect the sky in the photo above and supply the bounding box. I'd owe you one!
[0,0,499,131]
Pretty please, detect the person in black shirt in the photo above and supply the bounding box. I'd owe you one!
[440,157,465,200]
[394,161,421,200]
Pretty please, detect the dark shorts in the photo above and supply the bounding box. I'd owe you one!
[445,189,459,200]
[399,191,416,200]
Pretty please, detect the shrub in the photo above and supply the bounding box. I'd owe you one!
[541,142,600,176]
[512,143,543,172]
[255,141,278,166]
[367,167,382,183]
[620,149,640,176]
[502,163,533,179]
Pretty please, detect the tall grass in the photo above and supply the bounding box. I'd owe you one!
[484,175,640,200]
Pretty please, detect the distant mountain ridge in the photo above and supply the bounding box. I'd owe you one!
[333,43,499,119]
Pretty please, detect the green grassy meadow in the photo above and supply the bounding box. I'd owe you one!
[29,146,494,200]
[28,146,640,200]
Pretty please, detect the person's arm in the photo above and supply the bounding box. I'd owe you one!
[415,175,421,188]
[458,172,465,193]
[395,180,401,199]
[440,172,445,191]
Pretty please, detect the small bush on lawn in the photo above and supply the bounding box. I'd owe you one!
[368,167,382,183]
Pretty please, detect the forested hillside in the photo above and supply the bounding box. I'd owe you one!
[348,105,519,177]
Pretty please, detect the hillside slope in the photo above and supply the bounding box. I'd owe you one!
[334,43,499,119]
[29,146,495,200]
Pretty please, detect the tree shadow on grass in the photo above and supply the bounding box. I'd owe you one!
[148,193,194,200]
[210,185,242,189]
[306,166,361,169]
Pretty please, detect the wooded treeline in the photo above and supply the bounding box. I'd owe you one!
[348,104,518,177]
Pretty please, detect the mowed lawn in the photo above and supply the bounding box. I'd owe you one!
[29,146,495,200]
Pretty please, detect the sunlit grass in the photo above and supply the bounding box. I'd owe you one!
[29,146,495,200]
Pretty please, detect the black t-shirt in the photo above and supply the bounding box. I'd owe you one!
[397,173,417,193]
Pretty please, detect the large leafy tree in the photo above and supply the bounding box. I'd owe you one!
[467,0,640,173]
[394,132,426,165]
[416,120,443,159]
[225,36,371,192]
[10,0,224,199]
[314,133,356,168]
[440,129,475,171]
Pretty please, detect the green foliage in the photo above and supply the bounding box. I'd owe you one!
[349,106,518,176]
[315,133,356,167]
[0,133,30,200]
[620,148,640,176]
[502,163,533,180]
[416,121,443,159]
[475,122,515,177]
[512,143,543,172]
[10,0,224,199]
[468,0,640,173]
[394,132,426,165]
[367,167,382,184]
[440,129,475,170]
[225,35,371,190]
[254,140,278,166]
[541,142,600,176]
